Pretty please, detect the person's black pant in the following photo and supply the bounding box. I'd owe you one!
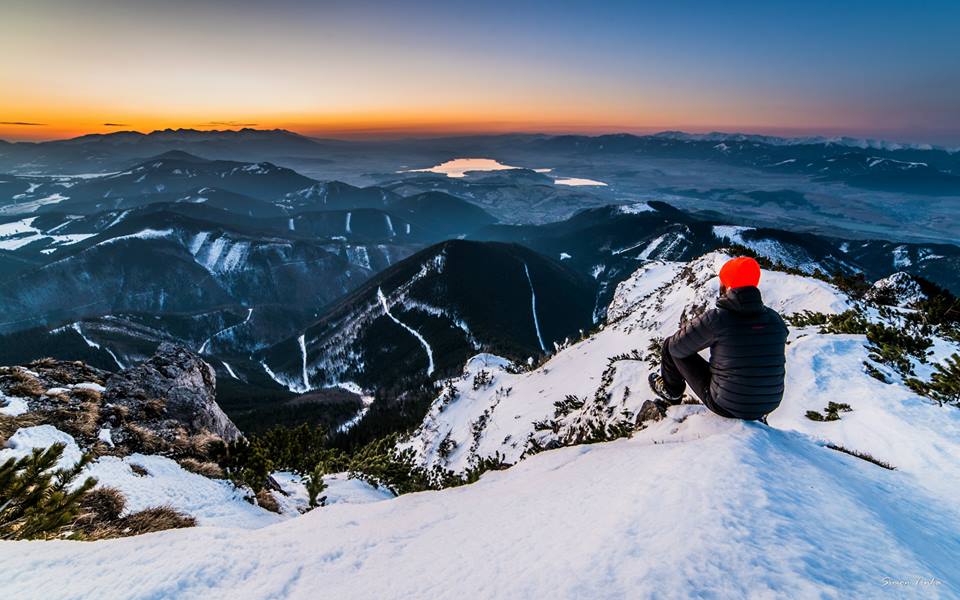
[661,337,733,418]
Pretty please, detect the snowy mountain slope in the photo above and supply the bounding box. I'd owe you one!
[403,253,858,473]
[1,252,959,598]
[2,406,958,599]
[0,211,371,334]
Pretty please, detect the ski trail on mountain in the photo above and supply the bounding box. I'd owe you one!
[523,263,546,352]
[377,287,435,375]
[385,214,395,236]
[198,308,253,355]
[298,334,310,390]
[71,322,125,369]
[221,361,238,380]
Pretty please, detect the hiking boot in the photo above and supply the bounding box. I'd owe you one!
[648,373,683,405]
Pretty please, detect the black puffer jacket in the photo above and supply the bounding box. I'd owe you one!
[668,286,788,419]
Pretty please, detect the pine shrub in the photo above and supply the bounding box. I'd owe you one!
[924,353,960,407]
[306,465,328,509]
[0,443,97,540]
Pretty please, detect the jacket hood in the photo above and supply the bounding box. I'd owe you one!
[716,286,765,315]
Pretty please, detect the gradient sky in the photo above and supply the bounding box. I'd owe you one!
[2,0,959,144]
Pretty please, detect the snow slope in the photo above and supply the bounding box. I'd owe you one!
[404,253,853,473]
[1,251,958,599]
[2,409,957,599]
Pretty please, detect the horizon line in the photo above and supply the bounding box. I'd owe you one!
[2,125,956,150]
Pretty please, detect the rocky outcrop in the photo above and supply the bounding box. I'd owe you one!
[104,343,240,442]
[1,345,241,458]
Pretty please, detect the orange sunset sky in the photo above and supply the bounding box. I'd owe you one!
[2,0,958,145]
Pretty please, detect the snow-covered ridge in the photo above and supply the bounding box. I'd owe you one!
[652,129,953,152]
[403,253,858,473]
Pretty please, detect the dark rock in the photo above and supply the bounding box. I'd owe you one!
[104,343,240,441]
[635,400,667,425]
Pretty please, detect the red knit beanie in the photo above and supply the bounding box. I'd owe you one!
[719,256,761,289]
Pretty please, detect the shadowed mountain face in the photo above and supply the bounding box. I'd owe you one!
[258,239,597,392]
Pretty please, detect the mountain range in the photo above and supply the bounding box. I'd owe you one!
[1,129,958,436]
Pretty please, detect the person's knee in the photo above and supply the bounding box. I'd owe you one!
[661,336,672,359]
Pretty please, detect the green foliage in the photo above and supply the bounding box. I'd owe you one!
[909,353,960,407]
[785,310,868,334]
[865,322,932,377]
[437,433,457,460]
[825,444,895,470]
[305,464,328,509]
[346,434,432,495]
[216,437,275,493]
[829,272,872,300]
[928,354,960,406]
[0,443,97,540]
[862,361,889,383]
[805,402,852,422]
[910,277,960,327]
[553,395,585,418]
[472,370,493,390]
[216,423,349,493]
[445,453,512,487]
[645,338,663,370]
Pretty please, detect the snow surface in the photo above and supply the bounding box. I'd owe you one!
[0,216,96,250]
[188,233,250,274]
[1,425,83,469]
[0,393,29,416]
[712,225,832,274]
[2,410,958,598]
[384,214,395,236]
[346,245,371,269]
[270,472,395,516]
[84,454,282,529]
[1,425,281,530]
[221,361,239,380]
[97,228,173,246]
[616,201,655,214]
[298,333,310,391]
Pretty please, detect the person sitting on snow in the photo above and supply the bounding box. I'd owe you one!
[648,256,788,421]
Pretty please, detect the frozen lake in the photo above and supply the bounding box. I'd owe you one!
[405,157,606,186]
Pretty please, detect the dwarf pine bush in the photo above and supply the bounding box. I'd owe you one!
[0,443,97,540]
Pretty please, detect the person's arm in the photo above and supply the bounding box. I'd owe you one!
[668,309,719,358]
